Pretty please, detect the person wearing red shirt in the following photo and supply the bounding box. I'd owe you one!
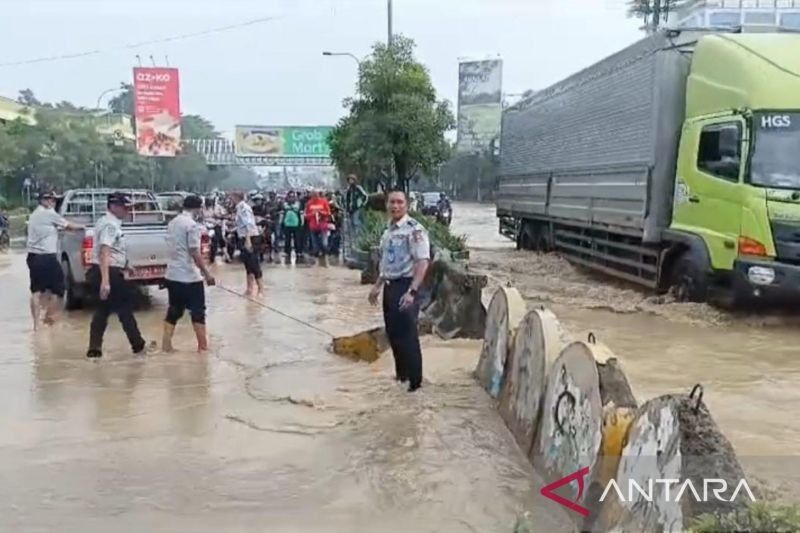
[304,189,332,266]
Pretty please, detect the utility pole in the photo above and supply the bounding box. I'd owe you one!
[388,0,393,48]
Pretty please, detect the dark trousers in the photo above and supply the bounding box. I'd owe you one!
[283,226,301,256]
[239,237,263,279]
[382,277,422,388]
[165,280,206,325]
[87,265,145,356]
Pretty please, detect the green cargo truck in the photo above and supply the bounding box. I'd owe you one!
[496,30,800,304]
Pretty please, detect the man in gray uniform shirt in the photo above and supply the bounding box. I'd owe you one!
[86,192,148,359]
[368,190,431,392]
[26,190,84,329]
[162,195,216,353]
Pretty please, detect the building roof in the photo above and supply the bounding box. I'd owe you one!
[0,95,36,124]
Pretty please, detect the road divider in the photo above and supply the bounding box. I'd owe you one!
[474,285,526,398]
[474,285,749,531]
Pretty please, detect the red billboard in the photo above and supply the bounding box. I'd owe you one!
[133,67,181,157]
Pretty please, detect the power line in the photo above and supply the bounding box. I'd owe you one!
[0,15,280,68]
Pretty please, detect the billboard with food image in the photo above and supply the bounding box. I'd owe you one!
[457,59,503,153]
[235,126,333,158]
[133,67,181,157]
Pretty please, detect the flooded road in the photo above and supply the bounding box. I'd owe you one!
[455,202,800,460]
[0,250,566,532]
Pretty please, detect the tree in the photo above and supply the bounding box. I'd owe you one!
[628,0,685,28]
[181,114,219,139]
[17,88,42,107]
[329,35,455,192]
[108,83,134,115]
[0,88,235,199]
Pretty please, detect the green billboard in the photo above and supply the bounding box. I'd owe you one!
[235,125,333,157]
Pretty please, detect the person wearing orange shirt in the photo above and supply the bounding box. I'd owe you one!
[304,189,332,266]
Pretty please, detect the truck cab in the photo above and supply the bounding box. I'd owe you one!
[669,34,800,302]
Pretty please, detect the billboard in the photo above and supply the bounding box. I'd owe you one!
[133,67,181,157]
[235,126,333,158]
[457,59,503,153]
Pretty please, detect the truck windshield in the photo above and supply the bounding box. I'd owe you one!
[751,113,800,189]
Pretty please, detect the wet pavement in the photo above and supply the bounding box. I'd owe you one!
[455,203,800,468]
[0,249,567,532]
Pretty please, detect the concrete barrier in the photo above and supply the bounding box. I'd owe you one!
[423,257,487,339]
[533,337,636,517]
[332,257,488,361]
[471,285,749,532]
[498,308,569,455]
[596,389,748,532]
[474,286,526,398]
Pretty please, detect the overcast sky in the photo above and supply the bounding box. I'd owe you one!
[1,0,643,135]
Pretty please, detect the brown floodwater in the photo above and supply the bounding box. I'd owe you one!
[455,203,800,470]
[0,247,569,532]
[4,202,798,532]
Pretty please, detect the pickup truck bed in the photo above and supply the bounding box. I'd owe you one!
[57,189,171,309]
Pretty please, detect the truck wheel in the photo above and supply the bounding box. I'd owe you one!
[62,259,84,310]
[517,221,539,251]
[670,251,709,303]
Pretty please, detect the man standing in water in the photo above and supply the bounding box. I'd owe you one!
[86,192,149,358]
[344,174,368,251]
[368,191,431,392]
[231,190,263,296]
[281,190,303,264]
[162,195,216,352]
[25,191,84,329]
[304,189,332,266]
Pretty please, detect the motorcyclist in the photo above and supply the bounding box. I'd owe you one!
[437,192,451,212]
[436,193,452,225]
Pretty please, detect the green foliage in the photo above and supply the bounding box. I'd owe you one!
[107,83,134,114]
[0,88,242,199]
[181,115,219,139]
[356,209,467,253]
[329,35,455,193]
[691,502,800,533]
[416,213,467,253]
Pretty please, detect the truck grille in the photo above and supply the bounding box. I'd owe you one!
[771,220,800,264]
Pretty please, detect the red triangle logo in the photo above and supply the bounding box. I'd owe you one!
[539,466,591,517]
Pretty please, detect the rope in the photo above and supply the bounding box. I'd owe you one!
[215,284,336,338]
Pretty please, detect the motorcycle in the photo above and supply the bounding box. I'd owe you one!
[204,218,225,261]
[436,206,452,227]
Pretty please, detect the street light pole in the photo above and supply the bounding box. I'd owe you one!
[388,0,393,47]
[322,51,361,68]
[96,87,123,113]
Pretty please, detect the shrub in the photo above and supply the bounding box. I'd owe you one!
[356,209,467,253]
[691,502,800,533]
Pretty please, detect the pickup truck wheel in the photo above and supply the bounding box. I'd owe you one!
[62,259,84,310]
[670,251,709,303]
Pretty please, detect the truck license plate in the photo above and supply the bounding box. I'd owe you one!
[125,265,166,280]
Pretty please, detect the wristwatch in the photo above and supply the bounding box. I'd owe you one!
[408,288,418,297]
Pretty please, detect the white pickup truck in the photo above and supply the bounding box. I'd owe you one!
[56,189,208,309]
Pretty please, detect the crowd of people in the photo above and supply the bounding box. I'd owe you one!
[200,176,369,271]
